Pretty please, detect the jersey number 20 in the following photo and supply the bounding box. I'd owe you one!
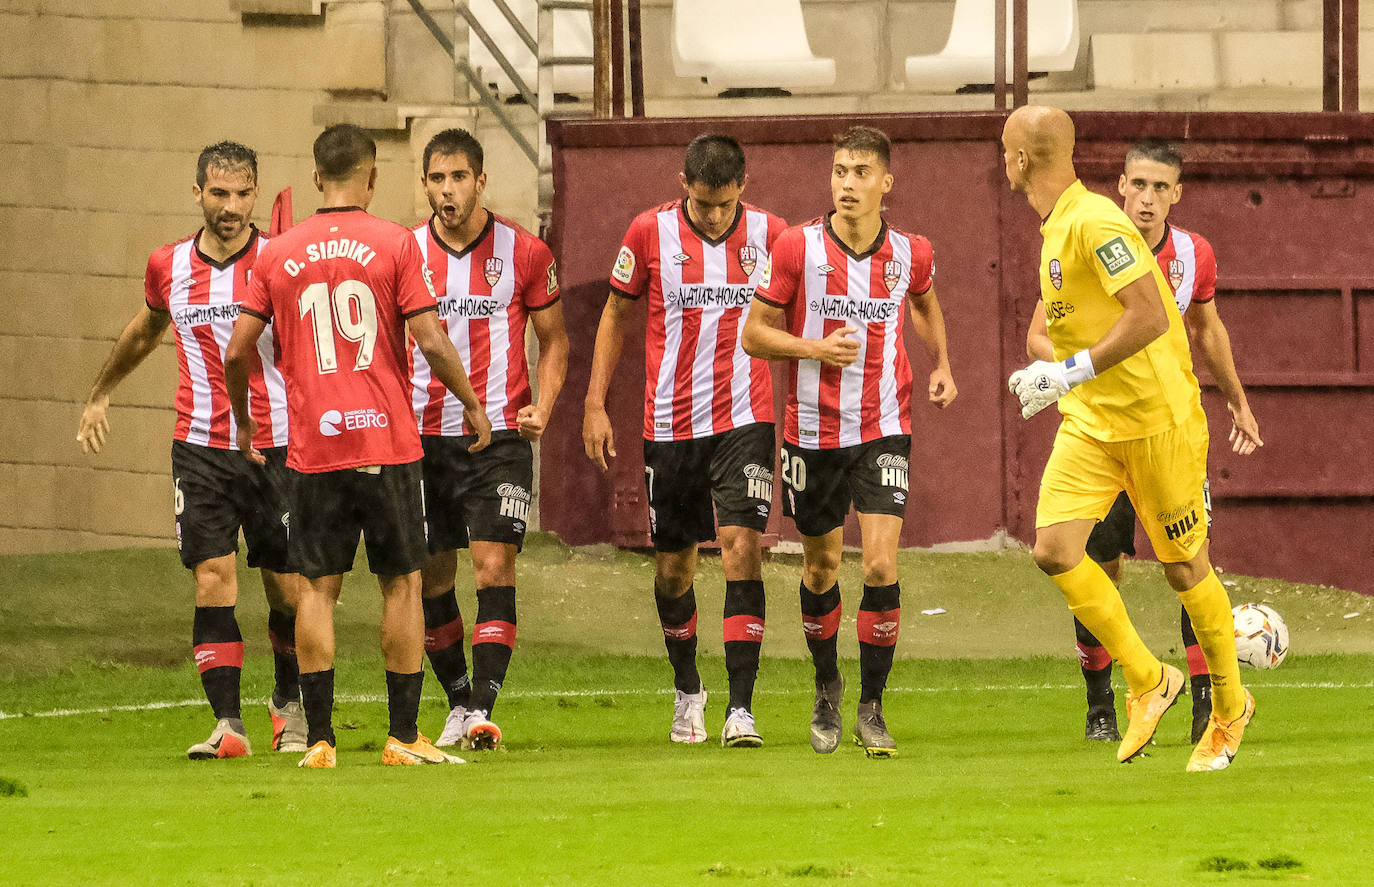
[300,280,378,375]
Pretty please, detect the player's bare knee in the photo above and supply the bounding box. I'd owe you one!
[1032,541,1076,577]
[471,544,517,589]
[719,531,762,581]
[654,551,695,597]
[192,556,238,606]
[861,550,898,586]
[1163,556,1209,592]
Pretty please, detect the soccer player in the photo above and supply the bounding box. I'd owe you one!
[76,141,306,760]
[225,124,492,768]
[743,125,957,758]
[1002,106,1253,771]
[409,129,569,750]
[1026,139,1263,745]
[583,134,786,746]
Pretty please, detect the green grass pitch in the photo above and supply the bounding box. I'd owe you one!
[1,540,1372,885]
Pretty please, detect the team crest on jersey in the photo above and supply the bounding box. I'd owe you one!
[1049,259,1063,290]
[484,257,504,287]
[738,246,758,276]
[882,261,903,293]
[1168,259,1185,290]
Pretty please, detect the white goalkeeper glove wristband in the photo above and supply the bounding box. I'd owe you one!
[1008,349,1095,419]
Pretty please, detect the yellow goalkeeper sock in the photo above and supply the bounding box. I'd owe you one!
[1177,569,1246,720]
[1051,556,1162,695]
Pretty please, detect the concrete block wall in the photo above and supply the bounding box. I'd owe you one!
[0,0,443,554]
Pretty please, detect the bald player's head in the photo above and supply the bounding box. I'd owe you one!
[1001,106,1076,193]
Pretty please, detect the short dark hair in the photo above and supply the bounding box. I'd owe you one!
[833,125,891,169]
[196,141,257,187]
[683,134,747,188]
[313,124,377,181]
[423,128,484,176]
[1125,139,1184,175]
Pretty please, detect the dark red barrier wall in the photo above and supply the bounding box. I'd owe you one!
[543,112,1374,595]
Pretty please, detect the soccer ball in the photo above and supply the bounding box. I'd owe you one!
[1232,603,1289,669]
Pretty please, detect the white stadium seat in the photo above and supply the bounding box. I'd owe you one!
[905,0,1080,91]
[469,0,594,97]
[672,0,836,89]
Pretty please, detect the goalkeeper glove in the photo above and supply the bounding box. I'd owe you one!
[1008,350,1095,419]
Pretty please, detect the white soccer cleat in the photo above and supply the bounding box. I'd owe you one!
[435,705,469,748]
[268,698,308,753]
[670,688,707,743]
[721,707,763,748]
[187,719,252,760]
[460,709,502,751]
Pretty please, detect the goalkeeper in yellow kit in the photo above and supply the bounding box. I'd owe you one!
[1000,106,1253,771]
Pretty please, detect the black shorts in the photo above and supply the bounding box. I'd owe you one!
[1085,491,1137,563]
[287,461,428,579]
[171,440,291,572]
[421,431,533,553]
[1086,481,1213,564]
[781,435,911,538]
[641,423,775,553]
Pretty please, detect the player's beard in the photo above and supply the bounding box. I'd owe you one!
[436,193,479,233]
[208,212,246,242]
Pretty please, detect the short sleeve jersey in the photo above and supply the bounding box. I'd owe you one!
[241,207,438,473]
[1039,181,1200,441]
[409,212,559,436]
[610,199,785,441]
[1155,222,1217,316]
[144,227,288,451]
[754,215,934,450]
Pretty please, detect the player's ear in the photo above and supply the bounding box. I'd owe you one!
[736,173,749,196]
[192,183,203,205]
[1117,174,1128,198]
[881,170,894,194]
[1173,182,1183,204]
[678,171,690,193]
[312,170,323,193]
[476,171,488,197]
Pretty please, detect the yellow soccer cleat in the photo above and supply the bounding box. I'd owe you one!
[381,733,465,765]
[1186,690,1255,772]
[1117,664,1184,763]
[298,740,337,769]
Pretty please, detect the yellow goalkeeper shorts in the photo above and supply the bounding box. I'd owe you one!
[1036,404,1210,563]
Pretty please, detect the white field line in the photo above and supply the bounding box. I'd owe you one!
[2,681,1371,721]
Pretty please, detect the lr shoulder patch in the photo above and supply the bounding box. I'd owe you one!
[1094,236,1137,278]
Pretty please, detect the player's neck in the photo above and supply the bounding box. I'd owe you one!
[1028,169,1080,220]
[829,211,883,255]
[197,226,252,263]
[434,206,490,253]
[320,182,371,211]
[1138,221,1167,252]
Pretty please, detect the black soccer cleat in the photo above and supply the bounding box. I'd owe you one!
[1190,677,1213,744]
[1085,708,1120,742]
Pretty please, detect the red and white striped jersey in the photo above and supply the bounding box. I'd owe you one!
[1154,222,1217,315]
[144,227,288,451]
[409,213,560,435]
[610,199,786,441]
[755,216,935,450]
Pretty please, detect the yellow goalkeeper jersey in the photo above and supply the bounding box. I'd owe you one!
[1039,180,1200,441]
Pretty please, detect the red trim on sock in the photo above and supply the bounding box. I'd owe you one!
[268,629,295,657]
[802,604,841,641]
[723,614,765,643]
[857,608,901,647]
[1185,643,1208,677]
[425,616,465,652]
[1078,642,1112,671]
[660,612,697,641]
[193,641,244,673]
[472,620,517,647]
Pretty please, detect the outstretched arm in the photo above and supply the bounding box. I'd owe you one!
[1185,300,1261,455]
[77,306,172,454]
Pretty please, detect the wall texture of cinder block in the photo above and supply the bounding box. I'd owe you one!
[0,0,439,554]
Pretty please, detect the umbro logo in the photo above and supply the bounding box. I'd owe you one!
[674,253,691,263]
[193,650,216,666]
[177,277,197,290]
[476,625,507,639]
[802,621,822,632]
[873,621,898,633]
[744,622,764,639]
[664,626,693,640]
[817,264,835,274]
